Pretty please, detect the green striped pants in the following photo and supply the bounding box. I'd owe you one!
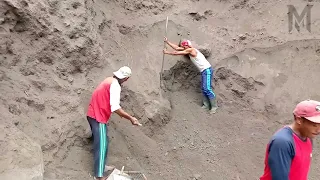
[87,116,109,178]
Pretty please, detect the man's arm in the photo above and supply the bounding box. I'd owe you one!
[267,137,294,180]
[110,80,140,125]
[164,37,184,51]
[114,108,134,121]
[163,48,192,56]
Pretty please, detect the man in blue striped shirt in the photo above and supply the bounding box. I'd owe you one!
[260,100,320,180]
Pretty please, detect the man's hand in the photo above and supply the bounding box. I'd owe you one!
[130,117,142,126]
[164,36,168,42]
[163,49,169,54]
[115,108,142,126]
[163,37,184,51]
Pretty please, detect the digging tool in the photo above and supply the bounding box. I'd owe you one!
[160,16,169,90]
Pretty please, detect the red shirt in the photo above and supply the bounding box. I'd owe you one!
[87,78,121,124]
[260,126,312,180]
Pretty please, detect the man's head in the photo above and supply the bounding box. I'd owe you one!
[293,100,320,138]
[113,66,132,84]
[180,40,192,49]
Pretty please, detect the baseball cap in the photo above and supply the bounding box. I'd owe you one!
[181,40,192,47]
[293,100,320,123]
[113,66,132,79]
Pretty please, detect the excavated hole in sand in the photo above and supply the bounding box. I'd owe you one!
[162,59,202,93]
[161,57,267,111]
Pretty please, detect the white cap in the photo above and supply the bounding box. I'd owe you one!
[113,66,132,79]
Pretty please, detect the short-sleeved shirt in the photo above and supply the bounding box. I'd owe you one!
[260,126,313,180]
[87,77,121,124]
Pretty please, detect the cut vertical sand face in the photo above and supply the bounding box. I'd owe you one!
[119,86,172,137]
[0,124,44,180]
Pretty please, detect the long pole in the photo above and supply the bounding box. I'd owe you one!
[160,16,168,90]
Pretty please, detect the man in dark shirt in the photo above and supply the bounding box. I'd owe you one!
[260,100,320,180]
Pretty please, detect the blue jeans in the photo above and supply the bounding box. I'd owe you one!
[201,67,216,100]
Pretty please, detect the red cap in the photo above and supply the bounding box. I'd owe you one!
[293,100,320,123]
[181,40,191,47]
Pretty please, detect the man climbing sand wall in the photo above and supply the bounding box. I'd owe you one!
[86,66,142,180]
[163,37,218,114]
[260,100,320,180]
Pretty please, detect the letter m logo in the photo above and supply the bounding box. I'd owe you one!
[287,4,313,33]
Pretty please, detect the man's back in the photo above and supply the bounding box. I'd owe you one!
[260,126,312,180]
[87,77,117,124]
[188,48,211,72]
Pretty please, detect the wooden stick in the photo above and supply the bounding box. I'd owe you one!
[160,16,169,90]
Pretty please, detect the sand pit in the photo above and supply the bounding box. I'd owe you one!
[1,0,320,179]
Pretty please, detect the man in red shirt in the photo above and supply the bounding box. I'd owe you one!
[260,100,320,180]
[86,66,141,180]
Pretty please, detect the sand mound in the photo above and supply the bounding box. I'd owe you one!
[0,124,44,180]
[1,0,320,179]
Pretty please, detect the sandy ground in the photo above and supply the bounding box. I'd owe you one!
[1,0,320,179]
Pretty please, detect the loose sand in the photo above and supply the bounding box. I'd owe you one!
[1,0,320,179]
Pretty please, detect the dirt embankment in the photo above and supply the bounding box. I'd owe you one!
[1,0,320,180]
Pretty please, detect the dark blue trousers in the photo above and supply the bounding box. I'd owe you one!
[87,116,109,178]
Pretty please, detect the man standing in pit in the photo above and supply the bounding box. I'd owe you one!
[260,99,320,180]
[86,66,142,180]
[163,37,218,114]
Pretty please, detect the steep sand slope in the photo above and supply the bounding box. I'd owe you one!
[1,0,320,179]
